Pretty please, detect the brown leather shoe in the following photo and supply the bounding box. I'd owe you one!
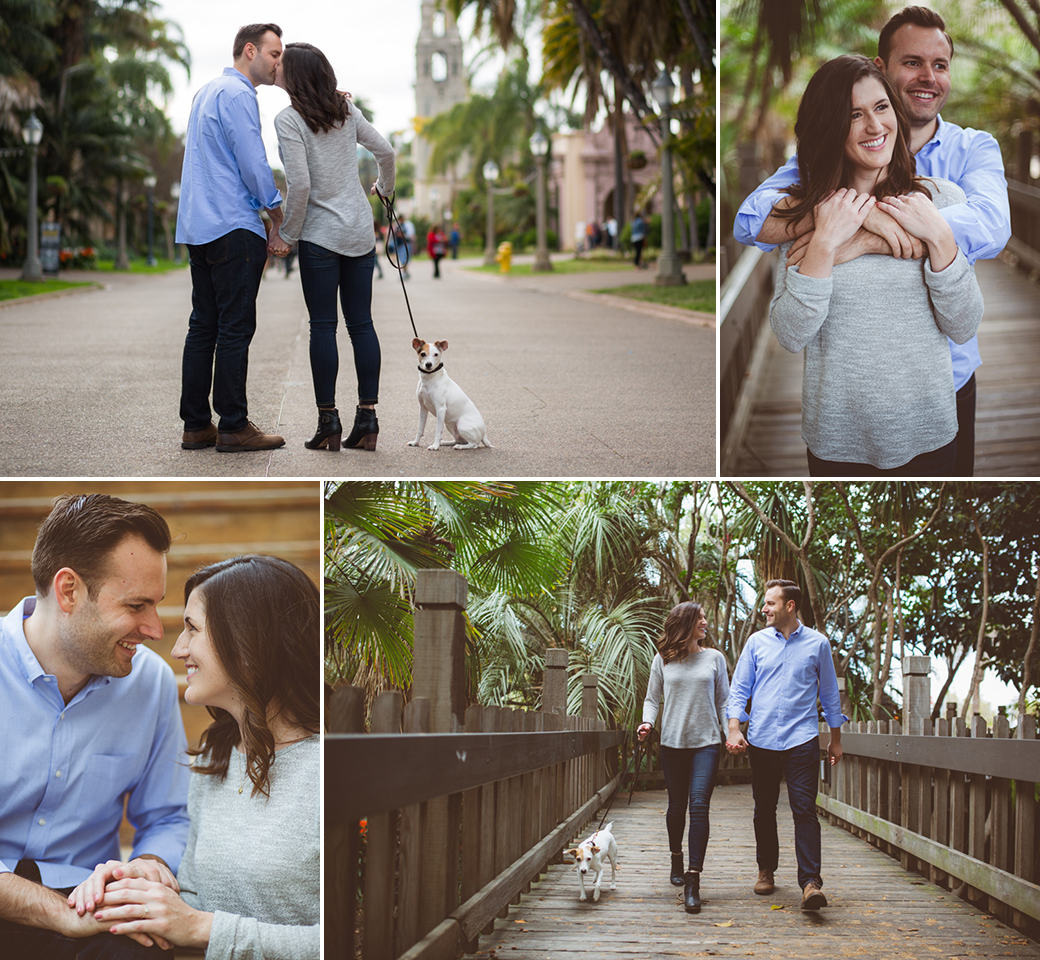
[801,880,827,910]
[182,423,217,449]
[216,421,285,452]
[753,870,775,895]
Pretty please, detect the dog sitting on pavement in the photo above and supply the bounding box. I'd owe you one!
[408,338,492,450]
[564,822,618,902]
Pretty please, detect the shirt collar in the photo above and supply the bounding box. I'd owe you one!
[5,596,110,694]
[916,114,947,156]
[771,619,805,642]
[223,66,258,97]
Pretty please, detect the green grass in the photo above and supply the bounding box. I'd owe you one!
[591,278,716,313]
[469,256,638,276]
[94,257,188,274]
[0,278,97,302]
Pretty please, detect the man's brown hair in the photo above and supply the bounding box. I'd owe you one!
[765,578,801,610]
[32,494,171,599]
[233,23,282,60]
[878,6,954,65]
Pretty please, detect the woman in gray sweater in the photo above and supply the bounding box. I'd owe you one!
[638,602,729,914]
[79,555,320,959]
[769,55,983,475]
[269,43,395,452]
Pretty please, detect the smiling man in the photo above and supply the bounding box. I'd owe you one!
[734,5,1011,477]
[725,579,847,911]
[0,494,190,958]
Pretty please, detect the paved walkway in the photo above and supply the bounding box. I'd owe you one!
[476,784,1039,959]
[0,256,714,478]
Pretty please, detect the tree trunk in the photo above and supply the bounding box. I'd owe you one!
[1017,562,1040,727]
[962,508,990,718]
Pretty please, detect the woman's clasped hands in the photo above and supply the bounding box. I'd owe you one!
[66,857,212,950]
[812,187,876,249]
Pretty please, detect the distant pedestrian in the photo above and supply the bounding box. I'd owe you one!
[402,217,416,270]
[176,22,287,453]
[427,224,447,278]
[449,222,461,258]
[372,220,384,279]
[631,212,648,269]
[605,217,618,250]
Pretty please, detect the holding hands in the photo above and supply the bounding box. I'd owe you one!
[793,189,875,278]
[268,232,292,258]
[67,857,205,950]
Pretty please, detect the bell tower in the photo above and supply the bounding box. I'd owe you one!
[414,0,468,225]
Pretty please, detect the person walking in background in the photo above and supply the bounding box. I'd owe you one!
[176,23,287,454]
[427,223,447,278]
[638,602,730,914]
[449,222,461,258]
[631,211,648,269]
[726,580,847,911]
[372,219,384,279]
[269,42,395,453]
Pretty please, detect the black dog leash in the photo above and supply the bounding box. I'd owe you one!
[596,732,643,831]
[375,188,420,340]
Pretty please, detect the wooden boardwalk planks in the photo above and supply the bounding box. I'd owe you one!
[727,258,1040,477]
[474,783,1039,959]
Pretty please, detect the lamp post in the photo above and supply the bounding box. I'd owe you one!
[482,159,499,267]
[651,69,686,287]
[21,112,44,282]
[430,185,439,226]
[169,180,181,262]
[530,130,553,272]
[143,173,157,266]
[114,157,130,271]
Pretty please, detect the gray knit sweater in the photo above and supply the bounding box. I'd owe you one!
[769,178,984,469]
[275,103,395,257]
[178,737,319,960]
[642,649,729,750]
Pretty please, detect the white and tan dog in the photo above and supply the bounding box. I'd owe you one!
[408,338,492,450]
[564,822,618,902]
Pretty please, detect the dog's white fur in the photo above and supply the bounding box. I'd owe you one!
[407,338,492,451]
[564,822,618,902]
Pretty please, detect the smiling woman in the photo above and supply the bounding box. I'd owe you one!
[73,554,321,959]
[766,54,984,477]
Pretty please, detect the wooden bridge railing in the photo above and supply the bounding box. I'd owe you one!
[325,570,624,960]
[818,656,1040,938]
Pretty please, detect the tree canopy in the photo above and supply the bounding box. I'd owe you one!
[326,480,1040,729]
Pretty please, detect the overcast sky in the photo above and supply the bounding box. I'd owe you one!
[154,0,515,172]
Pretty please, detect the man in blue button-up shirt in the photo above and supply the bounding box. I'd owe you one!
[176,23,287,454]
[733,6,1011,478]
[726,579,847,912]
[0,494,190,957]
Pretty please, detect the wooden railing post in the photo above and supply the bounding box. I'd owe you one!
[328,685,365,960]
[1013,714,1037,928]
[365,692,403,960]
[544,648,568,858]
[413,570,468,942]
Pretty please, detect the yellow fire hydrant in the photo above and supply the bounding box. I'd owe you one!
[495,241,513,273]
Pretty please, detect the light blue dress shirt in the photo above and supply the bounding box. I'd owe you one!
[1,598,190,888]
[726,621,848,752]
[176,68,282,246]
[733,116,1011,391]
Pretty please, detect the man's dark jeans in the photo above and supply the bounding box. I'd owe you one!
[748,736,822,890]
[180,228,267,433]
[955,373,976,477]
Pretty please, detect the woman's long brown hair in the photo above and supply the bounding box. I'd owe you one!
[657,601,713,664]
[281,42,349,134]
[775,54,928,228]
[185,555,320,798]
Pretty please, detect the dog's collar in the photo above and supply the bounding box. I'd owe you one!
[418,363,444,374]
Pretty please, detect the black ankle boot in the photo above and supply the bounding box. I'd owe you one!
[670,854,684,886]
[343,406,378,450]
[304,408,342,451]
[684,871,701,913]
